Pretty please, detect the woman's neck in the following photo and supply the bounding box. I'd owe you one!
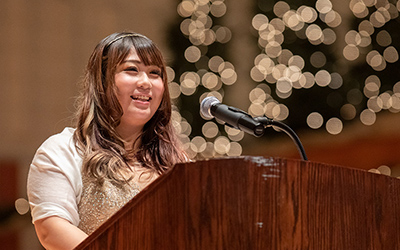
[116,125,142,151]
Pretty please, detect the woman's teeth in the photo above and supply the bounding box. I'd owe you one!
[131,96,151,101]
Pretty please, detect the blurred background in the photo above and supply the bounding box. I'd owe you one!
[1,0,399,249]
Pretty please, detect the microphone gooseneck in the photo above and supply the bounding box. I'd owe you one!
[200,96,308,161]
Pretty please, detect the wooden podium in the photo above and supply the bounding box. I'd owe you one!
[75,156,400,249]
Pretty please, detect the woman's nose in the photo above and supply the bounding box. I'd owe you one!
[137,72,151,89]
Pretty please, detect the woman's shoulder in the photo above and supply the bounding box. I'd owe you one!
[42,127,75,143]
[34,127,82,169]
[39,127,76,151]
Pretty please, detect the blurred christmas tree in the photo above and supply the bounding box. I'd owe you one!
[167,0,400,159]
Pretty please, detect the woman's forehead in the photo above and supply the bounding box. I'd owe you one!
[124,48,140,61]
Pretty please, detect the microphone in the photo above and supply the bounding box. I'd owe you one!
[200,96,265,137]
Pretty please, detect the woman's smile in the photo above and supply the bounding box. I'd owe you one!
[130,95,152,102]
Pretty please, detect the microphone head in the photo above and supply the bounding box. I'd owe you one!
[200,96,220,119]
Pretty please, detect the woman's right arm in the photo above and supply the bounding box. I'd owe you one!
[34,216,88,250]
[28,128,85,249]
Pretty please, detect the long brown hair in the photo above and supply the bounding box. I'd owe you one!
[73,32,187,185]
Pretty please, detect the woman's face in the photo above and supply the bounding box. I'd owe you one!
[114,48,165,135]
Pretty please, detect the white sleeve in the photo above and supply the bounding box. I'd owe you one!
[27,128,83,226]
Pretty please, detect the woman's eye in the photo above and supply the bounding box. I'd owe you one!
[125,67,138,72]
[151,70,162,77]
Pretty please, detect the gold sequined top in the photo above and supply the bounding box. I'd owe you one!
[77,165,158,235]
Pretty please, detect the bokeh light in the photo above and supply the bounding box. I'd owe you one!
[173,0,400,159]
[307,112,324,129]
[326,118,343,135]
[15,198,30,215]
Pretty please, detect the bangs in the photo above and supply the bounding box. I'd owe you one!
[131,37,164,69]
[103,34,167,82]
[104,34,165,70]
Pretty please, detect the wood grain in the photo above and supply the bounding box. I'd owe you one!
[75,157,400,249]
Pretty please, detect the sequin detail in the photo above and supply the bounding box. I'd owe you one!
[78,167,157,235]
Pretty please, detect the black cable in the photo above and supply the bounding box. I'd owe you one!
[255,116,308,161]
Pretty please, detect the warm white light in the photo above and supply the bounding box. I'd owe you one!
[169,82,181,99]
[202,121,219,138]
[340,104,357,120]
[252,14,269,30]
[191,136,207,153]
[315,70,331,87]
[15,198,30,215]
[307,112,324,129]
[360,109,376,125]
[276,77,293,94]
[343,44,360,61]
[184,46,202,63]
[227,142,243,156]
[202,72,220,90]
[383,46,399,63]
[316,0,333,14]
[214,136,231,154]
[326,117,343,135]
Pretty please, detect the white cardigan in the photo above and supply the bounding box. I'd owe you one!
[27,127,83,226]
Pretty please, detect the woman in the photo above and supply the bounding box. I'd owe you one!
[27,32,188,249]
